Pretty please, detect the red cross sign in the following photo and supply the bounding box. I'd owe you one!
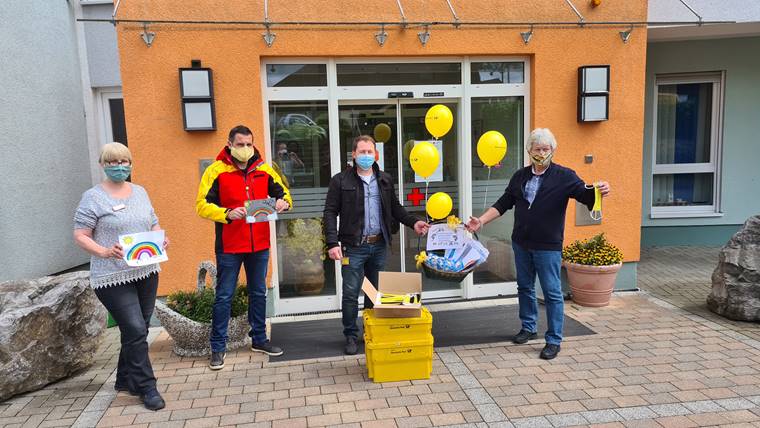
[406,187,425,206]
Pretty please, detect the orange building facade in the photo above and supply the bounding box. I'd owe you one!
[116,1,647,315]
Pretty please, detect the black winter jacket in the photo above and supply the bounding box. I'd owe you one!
[492,163,595,251]
[323,164,420,249]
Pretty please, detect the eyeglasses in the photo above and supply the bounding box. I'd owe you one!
[105,159,132,166]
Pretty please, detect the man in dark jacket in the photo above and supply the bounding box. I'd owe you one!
[324,135,429,355]
[466,128,610,360]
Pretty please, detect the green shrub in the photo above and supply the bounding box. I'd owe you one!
[166,285,248,323]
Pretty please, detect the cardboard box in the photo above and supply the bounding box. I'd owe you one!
[361,272,422,318]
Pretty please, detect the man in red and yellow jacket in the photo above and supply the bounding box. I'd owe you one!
[196,125,292,370]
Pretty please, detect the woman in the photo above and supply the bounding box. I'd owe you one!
[73,143,167,411]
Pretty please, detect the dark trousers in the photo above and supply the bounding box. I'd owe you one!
[341,241,387,339]
[94,273,159,394]
[211,250,269,352]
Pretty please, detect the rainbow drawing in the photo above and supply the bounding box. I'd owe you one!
[252,207,275,220]
[126,241,163,261]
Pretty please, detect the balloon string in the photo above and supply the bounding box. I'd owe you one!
[424,180,430,223]
[483,167,491,211]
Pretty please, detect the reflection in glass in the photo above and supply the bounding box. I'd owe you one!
[266,64,327,87]
[337,63,461,86]
[399,103,460,292]
[653,173,713,207]
[471,62,524,84]
[338,104,402,273]
[269,101,335,299]
[471,97,524,284]
[656,83,712,165]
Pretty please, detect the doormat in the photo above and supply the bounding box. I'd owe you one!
[269,303,595,362]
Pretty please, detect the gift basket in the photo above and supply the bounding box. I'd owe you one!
[415,216,489,283]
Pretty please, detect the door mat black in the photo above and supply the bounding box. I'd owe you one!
[269,303,595,362]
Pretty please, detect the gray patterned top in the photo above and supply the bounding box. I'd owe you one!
[74,183,161,289]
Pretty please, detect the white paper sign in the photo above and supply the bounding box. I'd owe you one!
[414,140,443,183]
[426,224,465,251]
[246,198,278,223]
[119,230,168,267]
[376,142,385,171]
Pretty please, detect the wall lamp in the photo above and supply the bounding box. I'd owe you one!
[179,60,216,131]
[520,25,534,44]
[619,25,633,43]
[578,65,609,122]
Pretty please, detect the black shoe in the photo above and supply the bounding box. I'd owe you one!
[344,337,358,355]
[251,342,284,356]
[540,344,561,360]
[512,329,538,344]
[114,382,139,396]
[141,389,165,411]
[209,351,226,370]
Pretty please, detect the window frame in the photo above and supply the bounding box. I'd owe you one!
[650,72,725,218]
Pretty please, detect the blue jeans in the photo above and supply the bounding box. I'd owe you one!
[94,273,158,394]
[341,241,387,339]
[512,242,564,345]
[211,250,269,353]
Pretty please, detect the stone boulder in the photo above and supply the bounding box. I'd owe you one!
[0,271,106,401]
[707,215,760,321]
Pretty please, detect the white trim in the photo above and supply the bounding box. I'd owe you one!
[649,71,724,216]
[262,56,530,315]
[97,88,123,145]
[72,1,102,186]
[649,211,724,219]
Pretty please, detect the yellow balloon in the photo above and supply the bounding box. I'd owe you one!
[403,139,415,160]
[477,130,508,167]
[373,123,392,143]
[409,141,440,178]
[427,192,453,220]
[425,105,453,139]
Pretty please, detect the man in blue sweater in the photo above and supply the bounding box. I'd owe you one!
[466,128,610,359]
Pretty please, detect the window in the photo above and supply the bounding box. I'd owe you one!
[470,62,524,84]
[337,63,461,86]
[651,73,724,217]
[266,64,327,87]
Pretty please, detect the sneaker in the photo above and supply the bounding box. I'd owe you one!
[251,342,284,356]
[344,337,358,355]
[209,351,226,370]
[512,329,538,344]
[140,389,165,411]
[539,344,561,360]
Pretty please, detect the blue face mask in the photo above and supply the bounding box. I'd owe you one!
[355,154,375,170]
[104,165,132,182]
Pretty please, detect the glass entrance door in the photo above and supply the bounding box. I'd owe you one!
[338,100,462,299]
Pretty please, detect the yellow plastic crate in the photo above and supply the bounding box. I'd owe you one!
[365,335,434,382]
[363,307,433,343]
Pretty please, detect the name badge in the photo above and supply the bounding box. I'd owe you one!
[112,204,126,212]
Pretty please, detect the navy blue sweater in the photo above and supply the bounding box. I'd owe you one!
[492,163,595,251]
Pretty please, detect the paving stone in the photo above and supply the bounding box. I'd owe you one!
[648,403,691,417]
[580,409,623,424]
[614,406,658,420]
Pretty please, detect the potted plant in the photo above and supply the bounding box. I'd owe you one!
[280,218,328,295]
[562,233,623,307]
[154,261,250,356]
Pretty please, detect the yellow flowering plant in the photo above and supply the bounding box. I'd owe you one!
[562,233,623,266]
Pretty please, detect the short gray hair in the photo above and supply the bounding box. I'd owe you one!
[527,128,557,150]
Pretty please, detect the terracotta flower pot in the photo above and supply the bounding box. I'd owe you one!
[563,261,622,307]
